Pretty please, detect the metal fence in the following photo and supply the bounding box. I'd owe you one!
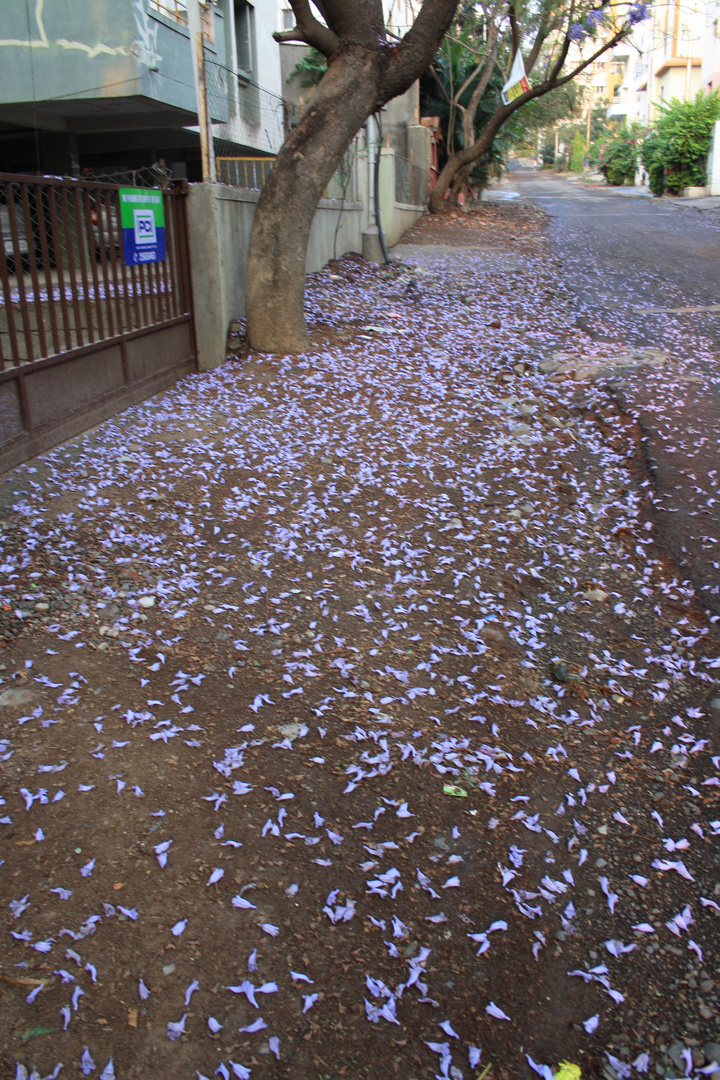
[0,174,190,369]
[394,154,429,206]
[78,163,173,189]
[215,144,358,201]
[215,157,274,189]
[205,58,287,160]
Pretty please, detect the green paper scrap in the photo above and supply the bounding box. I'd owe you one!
[21,1027,52,1041]
[443,784,468,798]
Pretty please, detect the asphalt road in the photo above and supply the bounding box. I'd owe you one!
[509,168,720,611]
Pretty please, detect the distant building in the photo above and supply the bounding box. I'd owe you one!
[605,0,709,127]
[700,0,720,91]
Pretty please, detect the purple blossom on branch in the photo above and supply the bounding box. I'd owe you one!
[568,22,586,41]
[586,9,604,29]
[628,2,650,23]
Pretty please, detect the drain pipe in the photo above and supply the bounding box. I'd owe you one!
[373,111,390,264]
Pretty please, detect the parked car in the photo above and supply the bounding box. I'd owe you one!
[0,202,30,273]
[90,199,121,262]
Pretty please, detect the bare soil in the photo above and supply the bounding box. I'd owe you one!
[1,202,719,1080]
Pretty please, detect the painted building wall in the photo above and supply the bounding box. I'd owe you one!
[0,0,139,104]
[611,0,710,125]
[0,0,236,117]
[210,0,285,156]
[700,1,720,91]
[656,59,702,103]
[646,0,705,121]
[148,7,226,118]
[0,0,285,170]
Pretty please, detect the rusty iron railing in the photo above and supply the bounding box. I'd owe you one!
[0,174,192,371]
[215,156,275,189]
[148,0,214,38]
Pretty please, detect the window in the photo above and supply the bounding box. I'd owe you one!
[234,0,253,72]
[282,8,294,30]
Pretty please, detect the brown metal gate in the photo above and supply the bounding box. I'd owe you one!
[0,174,196,474]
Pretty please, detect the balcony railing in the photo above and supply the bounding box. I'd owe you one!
[148,1,214,39]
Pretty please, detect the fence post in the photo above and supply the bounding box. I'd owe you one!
[187,0,216,182]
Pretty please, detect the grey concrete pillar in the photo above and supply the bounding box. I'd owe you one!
[362,226,385,264]
[187,182,227,371]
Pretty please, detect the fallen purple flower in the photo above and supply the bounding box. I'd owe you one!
[167,1014,187,1040]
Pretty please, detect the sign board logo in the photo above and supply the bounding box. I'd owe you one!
[134,209,157,246]
[119,188,166,265]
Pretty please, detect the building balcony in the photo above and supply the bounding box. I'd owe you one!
[0,1,229,139]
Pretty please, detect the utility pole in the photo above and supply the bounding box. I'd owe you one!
[187,0,215,182]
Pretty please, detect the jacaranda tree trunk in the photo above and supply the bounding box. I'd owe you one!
[245,0,459,354]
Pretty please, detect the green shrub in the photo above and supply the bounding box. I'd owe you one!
[470,141,506,192]
[647,161,665,197]
[570,131,586,172]
[541,140,555,166]
[642,90,720,194]
[598,123,642,185]
[290,47,327,87]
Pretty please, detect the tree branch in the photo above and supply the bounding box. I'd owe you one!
[318,0,385,44]
[535,0,576,79]
[525,1,555,76]
[508,2,519,66]
[455,32,499,100]
[546,34,571,85]
[429,62,452,106]
[285,0,340,58]
[462,31,498,146]
[273,28,311,44]
[547,26,630,91]
[433,18,632,191]
[503,23,630,120]
[381,0,460,100]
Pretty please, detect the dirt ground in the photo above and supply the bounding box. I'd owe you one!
[1,202,719,1080]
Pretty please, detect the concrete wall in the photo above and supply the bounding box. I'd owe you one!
[387,204,422,247]
[375,144,427,248]
[188,183,366,368]
[408,124,432,176]
[382,83,420,157]
[377,147,398,246]
[307,199,365,271]
[707,120,720,195]
[188,144,425,367]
